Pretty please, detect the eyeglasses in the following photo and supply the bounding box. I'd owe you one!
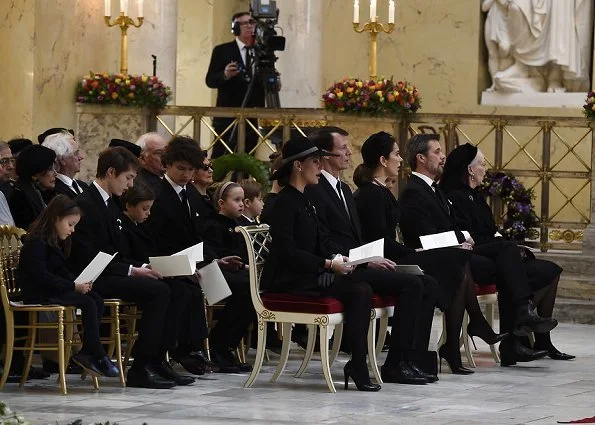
[198,163,213,171]
[239,19,257,27]
[0,158,15,166]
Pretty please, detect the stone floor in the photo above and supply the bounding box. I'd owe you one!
[2,321,595,425]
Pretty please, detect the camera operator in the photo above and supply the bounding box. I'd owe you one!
[206,12,265,159]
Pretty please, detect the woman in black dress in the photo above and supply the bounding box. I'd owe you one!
[440,143,574,363]
[261,136,381,391]
[353,132,507,374]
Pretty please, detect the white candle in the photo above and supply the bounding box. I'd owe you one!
[388,0,395,24]
[104,0,111,16]
[370,0,377,22]
[353,0,359,23]
[120,0,128,14]
[136,0,143,17]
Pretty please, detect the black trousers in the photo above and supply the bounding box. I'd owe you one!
[174,280,208,356]
[209,269,255,352]
[211,118,259,158]
[93,274,171,365]
[350,268,437,363]
[45,291,105,359]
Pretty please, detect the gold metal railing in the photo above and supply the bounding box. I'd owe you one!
[151,107,593,252]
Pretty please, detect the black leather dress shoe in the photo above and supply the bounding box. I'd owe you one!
[408,361,438,383]
[175,351,219,375]
[500,339,548,366]
[513,301,558,336]
[381,361,427,385]
[211,349,252,373]
[96,356,120,378]
[43,359,82,375]
[126,365,176,389]
[156,360,195,386]
[534,344,576,361]
[71,352,102,376]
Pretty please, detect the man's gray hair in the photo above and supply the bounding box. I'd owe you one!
[0,142,9,152]
[43,131,76,158]
[136,132,163,153]
[406,133,440,171]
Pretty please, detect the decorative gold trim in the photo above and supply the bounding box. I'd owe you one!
[549,229,584,243]
[258,118,328,128]
[314,316,329,327]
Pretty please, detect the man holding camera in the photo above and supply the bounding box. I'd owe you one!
[206,12,265,159]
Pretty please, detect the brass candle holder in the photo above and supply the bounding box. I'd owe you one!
[104,12,144,75]
[353,20,395,81]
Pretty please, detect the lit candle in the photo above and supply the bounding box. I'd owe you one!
[136,0,143,17]
[120,0,128,14]
[388,0,395,24]
[353,0,359,24]
[104,0,111,16]
[370,0,377,22]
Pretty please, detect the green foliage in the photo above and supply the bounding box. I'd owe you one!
[212,154,271,191]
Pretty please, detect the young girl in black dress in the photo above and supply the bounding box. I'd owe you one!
[17,195,119,378]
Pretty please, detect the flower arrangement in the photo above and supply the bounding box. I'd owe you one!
[76,72,172,110]
[479,171,539,240]
[583,90,595,121]
[322,78,421,116]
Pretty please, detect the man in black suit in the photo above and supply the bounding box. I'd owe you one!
[135,132,167,191]
[145,136,250,373]
[205,11,265,158]
[305,127,437,384]
[68,147,194,389]
[43,131,88,198]
[399,133,557,363]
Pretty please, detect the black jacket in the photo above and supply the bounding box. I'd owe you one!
[305,177,363,256]
[135,168,163,196]
[205,40,265,112]
[68,183,141,277]
[18,237,76,302]
[399,175,466,249]
[260,185,327,292]
[260,192,278,225]
[120,214,158,264]
[353,182,415,261]
[203,214,248,263]
[9,181,48,230]
[54,178,89,199]
[144,178,217,261]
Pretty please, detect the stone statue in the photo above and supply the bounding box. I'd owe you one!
[483,0,594,93]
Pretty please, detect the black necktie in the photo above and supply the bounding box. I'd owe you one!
[72,180,81,194]
[432,182,450,215]
[245,47,253,78]
[180,188,190,217]
[336,181,350,218]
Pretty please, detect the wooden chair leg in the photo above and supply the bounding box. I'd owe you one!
[20,311,37,387]
[319,325,336,393]
[57,311,67,395]
[271,322,291,382]
[368,318,382,384]
[375,316,389,356]
[294,324,316,378]
[0,310,15,390]
[462,312,476,368]
[329,324,343,366]
[244,319,267,388]
[112,307,126,387]
[486,302,500,363]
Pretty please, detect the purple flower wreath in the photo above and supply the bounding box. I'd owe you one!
[479,171,539,241]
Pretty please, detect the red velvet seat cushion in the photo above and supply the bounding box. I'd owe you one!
[262,293,344,314]
[475,284,497,296]
[372,294,396,308]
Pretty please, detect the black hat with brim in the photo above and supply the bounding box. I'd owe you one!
[8,138,33,155]
[109,138,142,158]
[38,128,74,144]
[16,145,56,180]
[269,136,338,181]
[439,143,478,193]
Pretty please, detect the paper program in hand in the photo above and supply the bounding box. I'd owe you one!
[419,231,461,250]
[344,239,385,266]
[149,242,204,277]
[75,252,117,284]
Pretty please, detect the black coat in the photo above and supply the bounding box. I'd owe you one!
[18,237,75,302]
[399,174,466,249]
[203,214,248,263]
[260,185,327,292]
[135,168,163,196]
[144,178,217,261]
[260,192,278,225]
[120,214,158,264]
[205,41,265,111]
[305,177,364,256]
[68,184,141,277]
[353,182,415,260]
[9,181,48,230]
[54,178,89,199]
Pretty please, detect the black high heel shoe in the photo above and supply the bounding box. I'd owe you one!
[343,361,381,392]
[467,322,509,349]
[438,345,474,375]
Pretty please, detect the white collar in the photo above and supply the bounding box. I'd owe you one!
[92,181,111,204]
[56,174,74,187]
[241,214,255,223]
[321,169,341,192]
[164,173,185,195]
[236,38,247,51]
[411,171,436,188]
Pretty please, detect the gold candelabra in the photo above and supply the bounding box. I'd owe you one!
[104,12,144,75]
[353,20,395,81]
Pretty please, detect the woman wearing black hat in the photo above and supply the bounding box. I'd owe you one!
[440,143,573,363]
[353,132,507,374]
[260,136,381,392]
[9,145,58,230]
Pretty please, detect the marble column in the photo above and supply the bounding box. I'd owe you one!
[275,0,323,108]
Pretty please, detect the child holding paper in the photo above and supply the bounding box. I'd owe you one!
[203,181,255,372]
[17,195,120,378]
